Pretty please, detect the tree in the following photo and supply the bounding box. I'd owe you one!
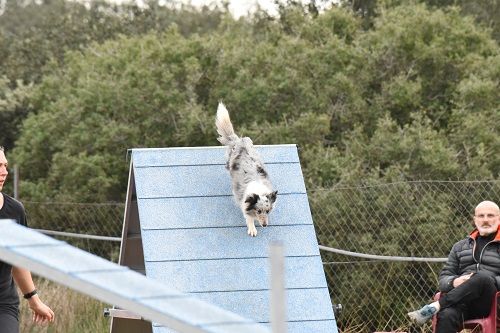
[0,0,227,150]
[9,1,499,199]
[13,30,212,201]
[339,0,500,42]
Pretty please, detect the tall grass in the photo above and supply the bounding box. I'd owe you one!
[19,277,111,333]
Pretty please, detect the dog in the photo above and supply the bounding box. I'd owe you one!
[215,102,278,237]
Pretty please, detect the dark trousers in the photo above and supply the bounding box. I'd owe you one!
[436,273,497,333]
[0,312,19,333]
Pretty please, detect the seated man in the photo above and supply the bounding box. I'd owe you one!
[408,200,500,332]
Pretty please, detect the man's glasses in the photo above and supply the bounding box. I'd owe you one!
[474,214,499,219]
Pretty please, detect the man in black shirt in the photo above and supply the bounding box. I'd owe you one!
[408,200,500,332]
[0,146,54,332]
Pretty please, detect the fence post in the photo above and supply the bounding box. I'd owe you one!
[269,242,287,333]
[13,164,19,200]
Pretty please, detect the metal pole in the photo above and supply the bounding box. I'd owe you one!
[13,165,19,200]
[269,242,287,333]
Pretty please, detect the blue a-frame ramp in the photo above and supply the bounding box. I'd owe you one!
[123,145,337,333]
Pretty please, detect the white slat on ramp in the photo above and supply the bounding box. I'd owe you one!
[0,219,270,333]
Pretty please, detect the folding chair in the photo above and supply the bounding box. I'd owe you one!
[431,291,500,333]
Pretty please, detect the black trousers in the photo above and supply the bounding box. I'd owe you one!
[436,273,497,333]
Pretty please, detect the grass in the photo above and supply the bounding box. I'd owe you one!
[19,278,111,333]
[19,278,435,333]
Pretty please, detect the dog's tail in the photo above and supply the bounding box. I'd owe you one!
[215,102,239,145]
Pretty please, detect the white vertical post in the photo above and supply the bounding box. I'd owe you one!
[13,165,19,200]
[269,242,287,333]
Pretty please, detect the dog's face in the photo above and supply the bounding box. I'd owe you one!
[245,191,278,227]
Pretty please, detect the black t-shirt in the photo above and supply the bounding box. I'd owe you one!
[474,232,496,263]
[0,193,27,314]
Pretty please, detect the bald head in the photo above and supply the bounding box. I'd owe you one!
[476,201,500,213]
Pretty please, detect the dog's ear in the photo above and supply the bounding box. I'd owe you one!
[268,190,278,203]
[245,193,260,212]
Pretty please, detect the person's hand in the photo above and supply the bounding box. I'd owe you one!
[453,272,474,288]
[28,295,55,325]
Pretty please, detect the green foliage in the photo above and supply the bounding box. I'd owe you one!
[448,53,500,179]
[0,0,226,83]
[243,112,331,146]
[0,77,33,149]
[341,0,500,42]
[7,1,498,202]
[13,30,212,201]
[358,4,497,128]
[0,0,226,150]
[361,114,460,180]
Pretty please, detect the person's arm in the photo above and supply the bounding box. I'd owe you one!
[12,267,55,325]
[438,244,461,292]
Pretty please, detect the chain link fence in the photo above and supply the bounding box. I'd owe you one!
[310,180,500,332]
[23,201,124,261]
[18,180,500,332]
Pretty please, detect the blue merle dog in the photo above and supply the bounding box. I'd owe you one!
[215,102,278,237]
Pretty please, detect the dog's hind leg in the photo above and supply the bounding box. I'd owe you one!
[245,215,257,237]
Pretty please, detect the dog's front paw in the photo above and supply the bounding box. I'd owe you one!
[247,226,258,237]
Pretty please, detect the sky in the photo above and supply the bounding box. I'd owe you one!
[182,0,336,18]
[190,0,279,17]
[105,0,333,18]
[1,0,325,18]
[173,0,280,17]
